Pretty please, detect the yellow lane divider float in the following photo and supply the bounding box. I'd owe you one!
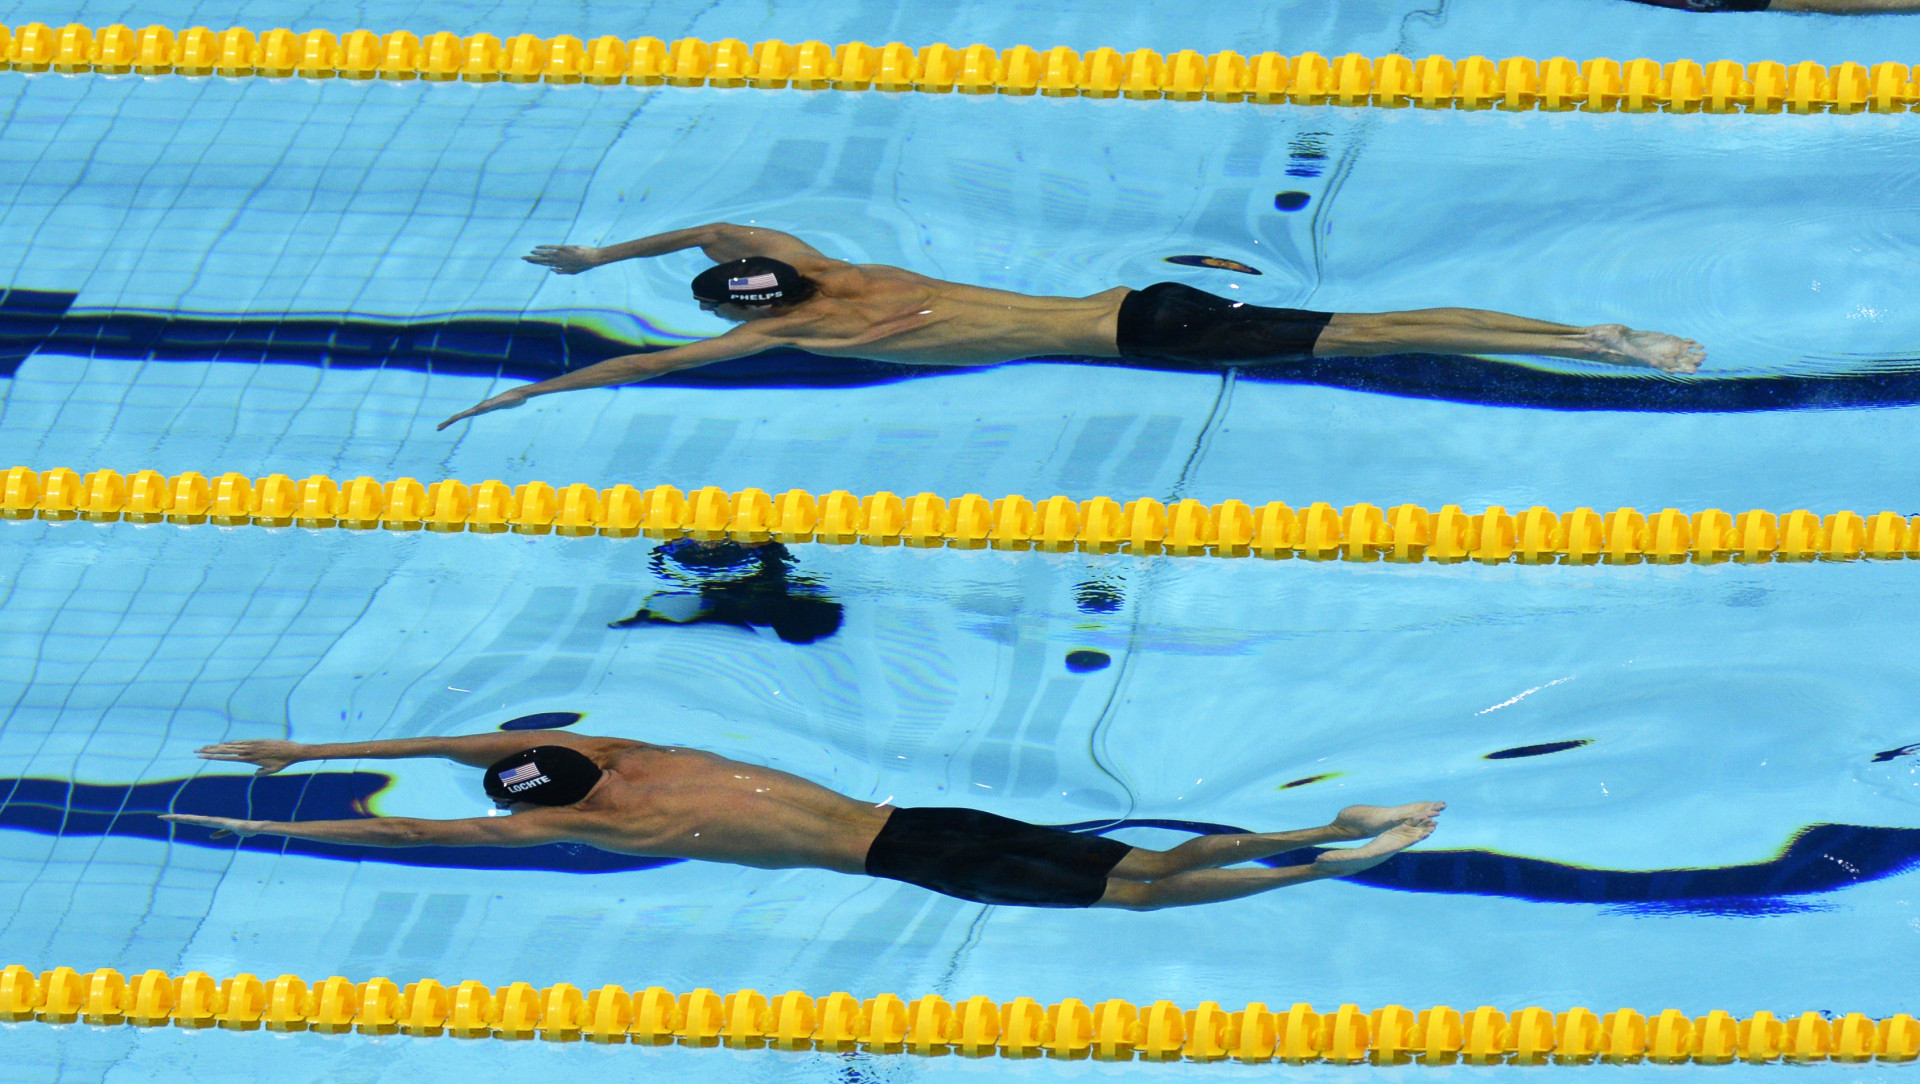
[3,964,1916,1064]
[5,466,1918,564]
[4,22,1918,115]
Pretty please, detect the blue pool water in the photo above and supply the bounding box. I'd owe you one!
[6,0,1920,1080]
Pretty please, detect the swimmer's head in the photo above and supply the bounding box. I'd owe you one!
[483,745,603,808]
[691,257,816,320]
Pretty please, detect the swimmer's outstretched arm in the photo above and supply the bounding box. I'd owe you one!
[436,326,781,430]
[159,811,573,847]
[523,223,829,275]
[191,731,628,775]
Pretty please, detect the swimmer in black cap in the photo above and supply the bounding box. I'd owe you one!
[436,222,1702,428]
[163,732,1441,910]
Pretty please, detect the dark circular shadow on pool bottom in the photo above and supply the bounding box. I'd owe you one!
[1274,191,1312,211]
[500,712,585,731]
[1485,739,1592,760]
[1065,650,1111,673]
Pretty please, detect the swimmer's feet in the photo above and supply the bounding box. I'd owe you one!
[1313,818,1436,877]
[1586,324,1706,374]
[1330,802,1445,840]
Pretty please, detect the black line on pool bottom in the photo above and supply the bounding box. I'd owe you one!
[4,773,1917,913]
[7,291,1920,412]
[498,712,584,731]
[1060,817,1920,914]
[0,771,675,874]
[1485,739,1592,760]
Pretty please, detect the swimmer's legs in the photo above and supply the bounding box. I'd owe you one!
[1096,820,1436,910]
[1314,308,1704,374]
[1107,825,1350,880]
[1108,801,1444,879]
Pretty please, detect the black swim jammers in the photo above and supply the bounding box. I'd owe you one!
[1116,282,1334,368]
[863,807,1133,908]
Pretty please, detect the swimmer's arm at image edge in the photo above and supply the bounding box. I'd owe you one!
[436,327,782,430]
[159,811,575,847]
[524,222,831,275]
[191,731,635,774]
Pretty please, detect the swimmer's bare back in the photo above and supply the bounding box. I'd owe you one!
[437,222,1702,429]
[165,731,894,873]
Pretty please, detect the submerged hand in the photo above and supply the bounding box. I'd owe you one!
[438,387,530,431]
[161,813,267,839]
[523,244,602,275]
[193,739,304,776]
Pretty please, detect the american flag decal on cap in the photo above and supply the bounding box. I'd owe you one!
[498,762,543,785]
[728,273,781,290]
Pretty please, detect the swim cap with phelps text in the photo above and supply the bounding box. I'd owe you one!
[691,257,809,307]
[484,745,603,807]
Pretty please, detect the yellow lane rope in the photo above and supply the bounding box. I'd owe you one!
[4,466,1915,564]
[3,23,1914,115]
[3,964,1915,1063]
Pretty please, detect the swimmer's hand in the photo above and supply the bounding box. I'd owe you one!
[523,244,603,275]
[160,813,269,839]
[192,739,305,776]
[438,387,530,431]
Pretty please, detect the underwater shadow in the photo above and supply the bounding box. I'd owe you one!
[3,772,1914,914]
[7,289,1920,412]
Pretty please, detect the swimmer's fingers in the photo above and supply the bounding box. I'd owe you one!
[160,813,256,839]
[436,406,482,431]
[437,391,528,431]
[193,741,268,763]
[193,740,295,775]
[521,245,599,274]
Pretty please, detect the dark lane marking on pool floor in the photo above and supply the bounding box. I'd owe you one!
[3,773,1915,913]
[1485,739,1593,760]
[7,289,1920,412]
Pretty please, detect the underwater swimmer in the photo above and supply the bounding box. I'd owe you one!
[436,223,1702,428]
[162,732,1442,910]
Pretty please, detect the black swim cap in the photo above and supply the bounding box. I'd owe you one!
[691,257,809,307]
[483,745,603,807]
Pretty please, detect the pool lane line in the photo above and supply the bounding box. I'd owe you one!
[5,467,1919,565]
[2,963,1915,1062]
[4,23,1917,116]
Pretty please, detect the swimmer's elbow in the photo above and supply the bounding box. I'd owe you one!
[379,819,443,846]
[382,818,518,847]
[701,222,760,251]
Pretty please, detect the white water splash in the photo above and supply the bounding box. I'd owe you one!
[1476,676,1576,716]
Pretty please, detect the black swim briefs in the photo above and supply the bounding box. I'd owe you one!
[1116,282,1335,367]
[863,807,1133,908]
[1620,0,1770,9]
